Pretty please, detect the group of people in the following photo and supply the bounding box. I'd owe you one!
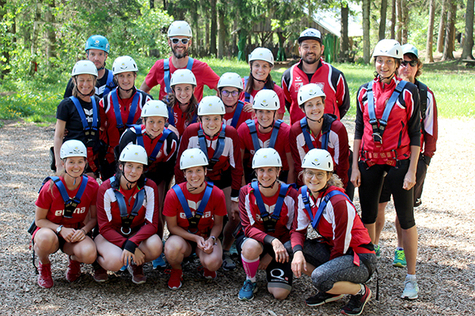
[31,19,437,316]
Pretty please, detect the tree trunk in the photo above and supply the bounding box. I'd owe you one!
[390,0,396,38]
[443,0,456,60]
[308,0,313,25]
[340,1,349,62]
[30,1,41,76]
[401,0,408,44]
[462,0,474,59]
[396,0,403,42]
[425,0,436,62]
[362,0,370,63]
[379,0,388,40]
[0,0,9,78]
[45,0,57,69]
[437,0,447,53]
[210,0,217,57]
[150,0,154,9]
[217,1,225,59]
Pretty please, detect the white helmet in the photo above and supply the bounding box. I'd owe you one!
[141,100,168,118]
[119,144,148,165]
[112,56,138,75]
[372,39,403,59]
[298,28,322,43]
[252,148,282,169]
[298,83,326,106]
[252,89,280,111]
[301,148,333,171]
[198,96,225,116]
[218,72,243,90]
[168,20,192,38]
[249,47,274,66]
[180,148,208,170]
[60,140,87,159]
[71,60,98,77]
[170,69,196,87]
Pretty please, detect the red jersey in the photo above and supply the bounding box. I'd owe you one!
[416,80,438,158]
[97,177,160,252]
[239,79,286,115]
[144,57,219,101]
[169,101,198,137]
[174,123,243,197]
[35,176,99,228]
[289,114,349,187]
[99,88,151,163]
[223,101,253,130]
[291,186,373,260]
[281,59,350,125]
[355,77,421,164]
[237,119,291,171]
[163,182,227,236]
[239,183,297,244]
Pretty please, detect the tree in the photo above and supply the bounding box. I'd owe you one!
[340,1,349,61]
[462,0,474,59]
[442,0,456,60]
[437,0,447,53]
[45,0,57,69]
[217,0,225,58]
[425,0,436,62]
[396,0,402,42]
[379,0,387,40]
[390,0,395,38]
[362,0,370,63]
[210,0,217,56]
[401,0,408,44]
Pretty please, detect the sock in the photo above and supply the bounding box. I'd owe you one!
[406,274,416,281]
[356,284,366,295]
[241,254,259,282]
[397,247,404,251]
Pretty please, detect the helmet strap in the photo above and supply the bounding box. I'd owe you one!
[251,73,267,83]
[74,77,94,97]
[258,179,278,190]
[186,180,205,192]
[120,162,139,190]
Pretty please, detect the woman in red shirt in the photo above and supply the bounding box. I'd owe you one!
[33,140,99,288]
[94,144,162,284]
[164,148,226,290]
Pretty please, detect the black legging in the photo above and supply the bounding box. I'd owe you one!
[358,159,416,229]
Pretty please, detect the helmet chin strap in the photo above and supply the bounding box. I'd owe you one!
[251,73,267,83]
[258,179,278,189]
[64,170,83,186]
[306,116,323,123]
[74,77,94,97]
[375,71,396,82]
[186,180,205,192]
[118,85,135,93]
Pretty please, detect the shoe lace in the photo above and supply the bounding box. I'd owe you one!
[396,251,405,261]
[243,280,254,291]
[345,294,363,310]
[404,280,415,291]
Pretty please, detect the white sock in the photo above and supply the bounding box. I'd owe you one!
[406,274,416,281]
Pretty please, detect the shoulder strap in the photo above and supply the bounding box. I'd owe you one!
[302,187,348,229]
[41,175,88,218]
[102,70,115,96]
[269,119,283,148]
[380,81,407,127]
[167,104,175,127]
[300,117,315,150]
[149,129,172,163]
[111,176,146,235]
[69,96,89,130]
[134,124,144,147]
[110,89,125,130]
[186,57,194,70]
[273,183,290,221]
[244,76,251,103]
[251,182,290,232]
[230,101,244,128]
[40,176,69,202]
[416,80,428,121]
[321,130,329,150]
[246,120,260,152]
[126,91,141,127]
[209,125,226,168]
[163,58,171,94]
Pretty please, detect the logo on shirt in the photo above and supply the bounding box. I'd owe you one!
[254,202,275,222]
[84,108,94,123]
[54,207,86,217]
[179,200,212,219]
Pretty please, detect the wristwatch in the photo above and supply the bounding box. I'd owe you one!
[56,225,63,235]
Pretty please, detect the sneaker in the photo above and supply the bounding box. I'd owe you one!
[393,249,407,268]
[152,253,167,269]
[93,264,108,283]
[38,262,53,289]
[238,279,258,301]
[401,277,419,300]
[340,285,371,315]
[203,267,217,279]
[306,292,344,306]
[65,256,81,282]
[168,268,183,290]
[127,263,146,284]
[414,198,422,207]
[222,251,236,271]
[374,245,381,258]
[119,265,127,272]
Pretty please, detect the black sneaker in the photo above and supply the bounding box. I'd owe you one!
[306,292,344,306]
[340,285,371,315]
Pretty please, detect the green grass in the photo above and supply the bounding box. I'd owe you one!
[1,56,474,123]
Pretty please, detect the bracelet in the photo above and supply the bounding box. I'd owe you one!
[81,228,87,235]
[210,236,217,245]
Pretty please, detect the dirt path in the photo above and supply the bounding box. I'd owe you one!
[0,118,474,315]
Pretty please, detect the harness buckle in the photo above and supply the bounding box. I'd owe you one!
[372,132,383,144]
[63,200,77,218]
[121,226,132,235]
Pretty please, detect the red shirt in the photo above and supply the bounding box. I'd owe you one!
[96,177,160,251]
[144,57,219,101]
[239,183,297,244]
[289,114,349,187]
[239,80,286,115]
[223,101,253,130]
[35,176,99,228]
[237,119,291,171]
[163,182,227,236]
[291,186,373,260]
[416,81,438,158]
[169,101,198,137]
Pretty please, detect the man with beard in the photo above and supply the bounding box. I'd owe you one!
[140,21,219,102]
[282,29,350,125]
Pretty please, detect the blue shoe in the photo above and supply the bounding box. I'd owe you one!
[238,279,258,301]
[119,265,127,272]
[152,253,167,269]
[393,249,407,268]
[374,245,381,258]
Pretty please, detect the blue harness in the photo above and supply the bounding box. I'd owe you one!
[301,186,349,229]
[251,181,290,232]
[167,104,198,128]
[102,70,115,97]
[198,124,226,170]
[39,176,89,218]
[299,117,329,150]
[163,57,194,94]
[246,119,283,152]
[172,182,214,233]
[110,88,140,132]
[243,76,272,103]
[229,100,245,128]
[134,125,172,165]
[367,80,407,144]
[69,96,98,142]
[110,176,146,235]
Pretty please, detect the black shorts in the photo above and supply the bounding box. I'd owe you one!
[211,167,232,189]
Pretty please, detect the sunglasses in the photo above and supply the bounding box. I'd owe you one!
[221,90,240,97]
[170,38,189,45]
[401,60,418,67]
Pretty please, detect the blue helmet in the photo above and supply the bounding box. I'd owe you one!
[85,35,110,53]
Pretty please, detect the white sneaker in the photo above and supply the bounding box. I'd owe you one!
[401,277,419,300]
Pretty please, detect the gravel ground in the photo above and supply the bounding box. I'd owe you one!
[1,118,474,316]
